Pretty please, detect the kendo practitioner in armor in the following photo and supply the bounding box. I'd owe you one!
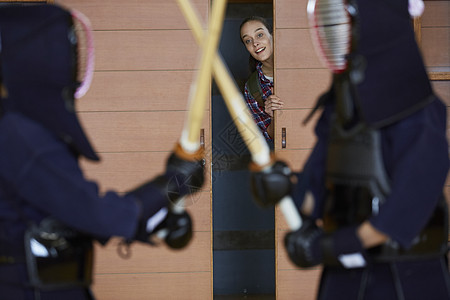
[0,4,204,300]
[251,0,450,299]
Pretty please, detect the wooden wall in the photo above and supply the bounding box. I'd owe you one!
[54,0,212,299]
[273,0,450,299]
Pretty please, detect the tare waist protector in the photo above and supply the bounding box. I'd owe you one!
[24,218,93,290]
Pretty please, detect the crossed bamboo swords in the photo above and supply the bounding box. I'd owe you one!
[174,0,302,231]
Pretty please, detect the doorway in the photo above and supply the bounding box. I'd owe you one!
[212,1,275,298]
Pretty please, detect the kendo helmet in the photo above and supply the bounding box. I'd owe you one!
[0,4,99,160]
[307,0,433,128]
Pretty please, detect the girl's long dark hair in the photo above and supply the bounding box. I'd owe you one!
[239,16,273,73]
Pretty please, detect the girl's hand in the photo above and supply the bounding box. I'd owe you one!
[265,88,284,117]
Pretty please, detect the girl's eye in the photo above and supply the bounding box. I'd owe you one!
[257,33,264,38]
[245,39,252,44]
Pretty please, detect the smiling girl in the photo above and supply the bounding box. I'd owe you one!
[240,16,284,144]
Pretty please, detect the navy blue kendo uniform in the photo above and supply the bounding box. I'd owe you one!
[0,5,203,300]
[251,0,450,299]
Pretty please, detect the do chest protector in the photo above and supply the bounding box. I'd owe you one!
[323,120,389,231]
[322,74,448,262]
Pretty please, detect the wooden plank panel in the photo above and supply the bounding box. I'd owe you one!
[275,0,308,29]
[421,28,450,69]
[94,232,210,274]
[275,148,312,172]
[276,68,331,109]
[444,186,450,203]
[277,232,297,271]
[432,81,450,104]
[183,192,211,232]
[277,269,321,300]
[421,1,450,27]
[78,111,210,152]
[186,192,211,232]
[56,0,208,30]
[274,109,318,150]
[92,271,211,300]
[77,71,196,112]
[78,154,212,228]
[275,28,322,69]
[276,228,297,270]
[94,31,200,71]
[80,152,212,194]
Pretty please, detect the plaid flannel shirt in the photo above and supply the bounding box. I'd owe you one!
[243,62,274,141]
